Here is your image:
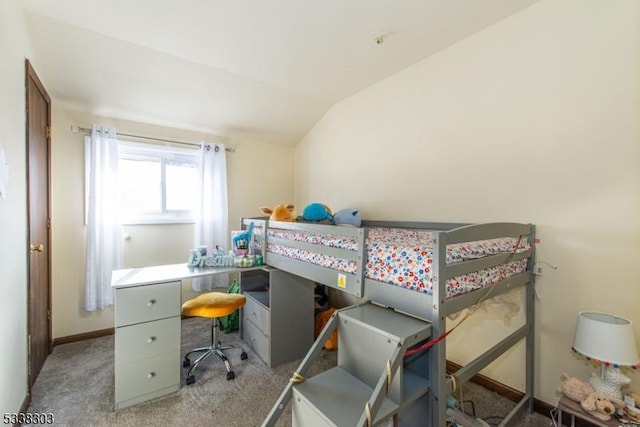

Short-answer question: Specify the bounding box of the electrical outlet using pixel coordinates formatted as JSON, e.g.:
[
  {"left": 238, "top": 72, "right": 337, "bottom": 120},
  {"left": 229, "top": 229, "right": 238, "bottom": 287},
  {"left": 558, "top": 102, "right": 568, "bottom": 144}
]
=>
[{"left": 533, "top": 264, "right": 543, "bottom": 275}]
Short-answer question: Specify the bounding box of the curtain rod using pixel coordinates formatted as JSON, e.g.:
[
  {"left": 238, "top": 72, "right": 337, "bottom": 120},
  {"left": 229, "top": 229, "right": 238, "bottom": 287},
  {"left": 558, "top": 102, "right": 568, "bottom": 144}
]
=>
[{"left": 70, "top": 125, "right": 236, "bottom": 153}]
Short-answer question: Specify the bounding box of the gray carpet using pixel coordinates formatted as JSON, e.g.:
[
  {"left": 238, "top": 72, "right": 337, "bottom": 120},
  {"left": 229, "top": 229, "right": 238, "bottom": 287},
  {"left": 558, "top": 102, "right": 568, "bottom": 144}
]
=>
[{"left": 26, "top": 317, "right": 552, "bottom": 426}]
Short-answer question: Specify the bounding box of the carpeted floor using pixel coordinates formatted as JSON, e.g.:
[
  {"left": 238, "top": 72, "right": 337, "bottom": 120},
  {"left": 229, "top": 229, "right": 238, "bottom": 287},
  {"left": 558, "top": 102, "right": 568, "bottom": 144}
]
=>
[{"left": 26, "top": 317, "right": 553, "bottom": 426}]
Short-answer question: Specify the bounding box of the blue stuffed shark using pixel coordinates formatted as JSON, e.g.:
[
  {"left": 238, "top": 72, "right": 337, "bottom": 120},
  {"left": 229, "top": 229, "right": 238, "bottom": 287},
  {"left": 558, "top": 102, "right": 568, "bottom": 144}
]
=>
[{"left": 334, "top": 209, "right": 361, "bottom": 227}]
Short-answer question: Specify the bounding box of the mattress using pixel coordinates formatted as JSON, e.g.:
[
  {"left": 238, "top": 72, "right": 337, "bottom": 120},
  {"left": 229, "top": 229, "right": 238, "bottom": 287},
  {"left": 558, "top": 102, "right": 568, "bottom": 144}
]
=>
[{"left": 266, "top": 227, "right": 530, "bottom": 298}]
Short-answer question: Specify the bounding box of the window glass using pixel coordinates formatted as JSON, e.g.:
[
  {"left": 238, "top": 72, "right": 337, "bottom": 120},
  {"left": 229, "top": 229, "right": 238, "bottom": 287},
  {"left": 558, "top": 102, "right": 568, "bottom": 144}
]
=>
[
  {"left": 117, "top": 141, "right": 199, "bottom": 224},
  {"left": 119, "top": 158, "right": 162, "bottom": 215},
  {"left": 166, "top": 161, "right": 197, "bottom": 211}
]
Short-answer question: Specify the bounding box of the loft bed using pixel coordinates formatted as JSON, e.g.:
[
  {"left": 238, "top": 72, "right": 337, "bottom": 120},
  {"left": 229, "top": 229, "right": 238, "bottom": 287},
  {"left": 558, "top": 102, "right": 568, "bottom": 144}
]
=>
[{"left": 244, "top": 218, "right": 536, "bottom": 426}]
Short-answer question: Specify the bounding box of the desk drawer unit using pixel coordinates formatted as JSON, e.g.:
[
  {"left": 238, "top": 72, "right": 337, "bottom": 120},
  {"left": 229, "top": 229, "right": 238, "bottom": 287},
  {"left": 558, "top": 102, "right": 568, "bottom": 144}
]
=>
[
  {"left": 242, "top": 316, "right": 271, "bottom": 366},
  {"left": 114, "top": 281, "right": 181, "bottom": 410},
  {"left": 240, "top": 268, "right": 314, "bottom": 368},
  {"left": 243, "top": 293, "right": 270, "bottom": 336}
]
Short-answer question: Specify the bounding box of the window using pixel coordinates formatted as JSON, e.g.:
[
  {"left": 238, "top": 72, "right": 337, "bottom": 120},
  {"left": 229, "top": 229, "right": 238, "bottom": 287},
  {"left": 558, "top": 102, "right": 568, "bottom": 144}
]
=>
[{"left": 117, "top": 141, "right": 199, "bottom": 224}]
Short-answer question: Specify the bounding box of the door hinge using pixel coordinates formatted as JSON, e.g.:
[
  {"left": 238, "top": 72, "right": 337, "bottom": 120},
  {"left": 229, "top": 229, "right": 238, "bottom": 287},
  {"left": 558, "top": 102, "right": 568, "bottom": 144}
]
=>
[
  {"left": 27, "top": 334, "right": 31, "bottom": 381},
  {"left": 47, "top": 217, "right": 51, "bottom": 229},
  {"left": 46, "top": 126, "right": 51, "bottom": 138},
  {"left": 47, "top": 309, "right": 51, "bottom": 321}
]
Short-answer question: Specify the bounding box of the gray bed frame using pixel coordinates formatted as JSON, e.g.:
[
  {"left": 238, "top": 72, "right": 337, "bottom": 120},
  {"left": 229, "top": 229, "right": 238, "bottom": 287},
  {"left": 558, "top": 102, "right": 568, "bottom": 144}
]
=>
[{"left": 244, "top": 218, "right": 536, "bottom": 426}]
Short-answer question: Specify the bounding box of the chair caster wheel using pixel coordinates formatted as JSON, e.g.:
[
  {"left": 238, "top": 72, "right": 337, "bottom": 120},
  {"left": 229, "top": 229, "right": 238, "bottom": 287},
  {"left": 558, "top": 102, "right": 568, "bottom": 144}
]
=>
[
  {"left": 183, "top": 358, "right": 191, "bottom": 368},
  {"left": 240, "top": 351, "right": 248, "bottom": 360},
  {"left": 186, "top": 375, "right": 195, "bottom": 385},
  {"left": 227, "top": 371, "right": 235, "bottom": 380}
]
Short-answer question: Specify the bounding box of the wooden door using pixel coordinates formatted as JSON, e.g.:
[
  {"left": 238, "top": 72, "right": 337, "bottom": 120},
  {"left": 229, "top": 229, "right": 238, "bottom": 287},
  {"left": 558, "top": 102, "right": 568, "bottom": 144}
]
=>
[{"left": 25, "top": 60, "right": 52, "bottom": 390}]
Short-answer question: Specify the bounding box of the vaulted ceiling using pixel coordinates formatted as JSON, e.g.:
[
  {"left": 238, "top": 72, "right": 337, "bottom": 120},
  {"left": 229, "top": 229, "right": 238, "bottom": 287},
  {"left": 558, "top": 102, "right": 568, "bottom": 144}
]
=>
[{"left": 22, "top": 0, "right": 539, "bottom": 145}]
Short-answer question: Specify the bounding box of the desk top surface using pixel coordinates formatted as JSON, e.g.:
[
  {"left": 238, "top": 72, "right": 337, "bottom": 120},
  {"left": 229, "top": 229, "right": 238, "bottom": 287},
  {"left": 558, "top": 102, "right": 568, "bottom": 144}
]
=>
[{"left": 111, "top": 263, "right": 267, "bottom": 288}]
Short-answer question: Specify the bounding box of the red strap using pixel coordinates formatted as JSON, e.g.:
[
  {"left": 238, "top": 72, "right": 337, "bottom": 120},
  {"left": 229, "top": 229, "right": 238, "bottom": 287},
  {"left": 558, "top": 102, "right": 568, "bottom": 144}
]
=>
[{"left": 405, "top": 234, "right": 525, "bottom": 358}]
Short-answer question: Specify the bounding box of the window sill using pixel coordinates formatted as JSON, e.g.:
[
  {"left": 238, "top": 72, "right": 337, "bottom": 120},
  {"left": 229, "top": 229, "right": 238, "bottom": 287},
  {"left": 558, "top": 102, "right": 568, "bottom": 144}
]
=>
[{"left": 120, "top": 218, "right": 195, "bottom": 226}]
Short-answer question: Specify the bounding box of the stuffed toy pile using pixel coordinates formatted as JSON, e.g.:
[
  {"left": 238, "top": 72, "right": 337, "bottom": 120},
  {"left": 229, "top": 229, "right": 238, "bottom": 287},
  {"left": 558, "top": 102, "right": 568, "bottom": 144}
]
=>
[
  {"left": 259, "top": 203, "right": 363, "bottom": 227},
  {"left": 556, "top": 373, "right": 626, "bottom": 421}
]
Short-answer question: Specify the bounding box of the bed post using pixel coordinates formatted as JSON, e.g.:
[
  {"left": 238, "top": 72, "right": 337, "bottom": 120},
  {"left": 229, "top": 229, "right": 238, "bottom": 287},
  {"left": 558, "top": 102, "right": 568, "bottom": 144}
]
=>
[
  {"left": 429, "top": 231, "right": 448, "bottom": 426},
  {"left": 526, "top": 225, "right": 536, "bottom": 412}
]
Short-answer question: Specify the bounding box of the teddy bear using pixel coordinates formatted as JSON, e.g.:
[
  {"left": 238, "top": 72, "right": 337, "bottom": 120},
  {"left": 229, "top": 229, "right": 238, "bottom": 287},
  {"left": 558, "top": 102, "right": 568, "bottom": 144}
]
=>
[
  {"left": 556, "top": 373, "right": 626, "bottom": 421},
  {"left": 260, "top": 204, "right": 295, "bottom": 222},
  {"left": 580, "top": 392, "right": 619, "bottom": 421},
  {"left": 556, "top": 373, "right": 596, "bottom": 403}
]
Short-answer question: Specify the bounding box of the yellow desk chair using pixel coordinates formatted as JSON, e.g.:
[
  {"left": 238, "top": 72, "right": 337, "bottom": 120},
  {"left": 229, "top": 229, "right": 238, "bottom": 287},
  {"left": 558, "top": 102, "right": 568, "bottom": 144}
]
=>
[{"left": 181, "top": 292, "right": 247, "bottom": 384}]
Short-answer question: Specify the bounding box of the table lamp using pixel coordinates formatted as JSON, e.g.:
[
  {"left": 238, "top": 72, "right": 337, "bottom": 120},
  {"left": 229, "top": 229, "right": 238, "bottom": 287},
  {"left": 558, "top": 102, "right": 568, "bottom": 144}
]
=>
[{"left": 572, "top": 311, "right": 640, "bottom": 400}]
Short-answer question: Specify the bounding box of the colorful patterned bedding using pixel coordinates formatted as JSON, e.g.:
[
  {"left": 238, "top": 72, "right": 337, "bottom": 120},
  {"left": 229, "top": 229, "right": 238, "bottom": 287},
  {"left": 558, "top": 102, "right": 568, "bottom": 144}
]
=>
[{"left": 266, "top": 227, "right": 530, "bottom": 298}]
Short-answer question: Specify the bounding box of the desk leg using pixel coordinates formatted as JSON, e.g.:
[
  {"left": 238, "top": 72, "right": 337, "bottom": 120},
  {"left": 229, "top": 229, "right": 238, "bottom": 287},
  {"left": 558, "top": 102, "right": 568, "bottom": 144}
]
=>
[{"left": 557, "top": 407, "right": 561, "bottom": 426}]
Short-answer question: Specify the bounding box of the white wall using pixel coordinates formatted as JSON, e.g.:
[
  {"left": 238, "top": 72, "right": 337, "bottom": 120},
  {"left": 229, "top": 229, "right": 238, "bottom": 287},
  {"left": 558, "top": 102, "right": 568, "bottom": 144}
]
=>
[
  {"left": 295, "top": 0, "right": 640, "bottom": 406},
  {"left": 0, "top": 0, "right": 32, "bottom": 415},
  {"left": 51, "top": 106, "right": 296, "bottom": 338}
]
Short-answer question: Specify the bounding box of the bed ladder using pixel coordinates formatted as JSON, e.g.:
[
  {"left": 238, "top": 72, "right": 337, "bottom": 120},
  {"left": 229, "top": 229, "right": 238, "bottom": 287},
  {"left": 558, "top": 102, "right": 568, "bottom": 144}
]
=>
[{"left": 262, "top": 301, "right": 433, "bottom": 427}]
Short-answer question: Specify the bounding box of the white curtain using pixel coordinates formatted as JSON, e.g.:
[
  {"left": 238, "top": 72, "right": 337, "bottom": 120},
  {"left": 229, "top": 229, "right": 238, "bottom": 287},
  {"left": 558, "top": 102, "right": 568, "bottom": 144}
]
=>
[
  {"left": 192, "top": 143, "right": 229, "bottom": 291},
  {"left": 84, "top": 125, "right": 123, "bottom": 311}
]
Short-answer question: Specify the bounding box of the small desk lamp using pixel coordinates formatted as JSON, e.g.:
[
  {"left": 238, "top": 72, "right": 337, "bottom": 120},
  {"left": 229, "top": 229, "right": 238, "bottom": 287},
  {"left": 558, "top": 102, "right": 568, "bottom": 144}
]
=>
[{"left": 572, "top": 311, "right": 640, "bottom": 400}]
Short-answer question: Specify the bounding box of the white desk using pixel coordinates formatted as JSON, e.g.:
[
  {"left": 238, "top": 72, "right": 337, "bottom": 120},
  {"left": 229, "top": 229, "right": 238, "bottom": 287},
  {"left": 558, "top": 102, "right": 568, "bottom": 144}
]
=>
[
  {"left": 111, "top": 263, "right": 259, "bottom": 289},
  {"left": 111, "top": 264, "right": 263, "bottom": 410},
  {"left": 110, "top": 263, "right": 313, "bottom": 410}
]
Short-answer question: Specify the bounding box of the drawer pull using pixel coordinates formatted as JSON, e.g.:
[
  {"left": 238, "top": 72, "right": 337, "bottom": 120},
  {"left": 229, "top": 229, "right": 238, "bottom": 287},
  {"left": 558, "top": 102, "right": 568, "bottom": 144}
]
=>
[
  {"left": 147, "top": 299, "right": 156, "bottom": 306},
  {"left": 147, "top": 336, "right": 156, "bottom": 343},
  {"left": 147, "top": 372, "right": 156, "bottom": 379}
]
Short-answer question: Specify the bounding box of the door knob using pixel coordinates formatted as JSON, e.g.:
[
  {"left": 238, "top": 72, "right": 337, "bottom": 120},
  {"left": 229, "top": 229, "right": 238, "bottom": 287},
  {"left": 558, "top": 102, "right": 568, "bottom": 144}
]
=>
[{"left": 30, "top": 244, "right": 44, "bottom": 252}]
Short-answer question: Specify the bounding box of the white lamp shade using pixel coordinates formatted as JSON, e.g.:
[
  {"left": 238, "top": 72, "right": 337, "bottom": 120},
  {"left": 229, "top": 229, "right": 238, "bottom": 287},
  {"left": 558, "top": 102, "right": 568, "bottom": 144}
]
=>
[{"left": 573, "top": 311, "right": 640, "bottom": 368}]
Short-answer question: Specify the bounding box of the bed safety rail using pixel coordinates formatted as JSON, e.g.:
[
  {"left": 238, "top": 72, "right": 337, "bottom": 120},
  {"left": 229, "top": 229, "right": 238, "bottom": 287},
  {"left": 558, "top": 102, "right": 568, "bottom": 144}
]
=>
[{"left": 263, "top": 220, "right": 367, "bottom": 298}]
